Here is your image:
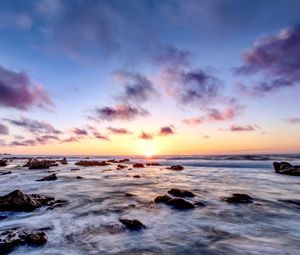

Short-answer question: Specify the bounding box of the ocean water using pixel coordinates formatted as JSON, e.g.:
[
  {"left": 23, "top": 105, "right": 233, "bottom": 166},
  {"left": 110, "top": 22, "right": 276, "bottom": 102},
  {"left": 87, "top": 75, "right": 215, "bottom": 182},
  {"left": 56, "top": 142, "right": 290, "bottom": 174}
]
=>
[{"left": 0, "top": 154, "right": 300, "bottom": 255}]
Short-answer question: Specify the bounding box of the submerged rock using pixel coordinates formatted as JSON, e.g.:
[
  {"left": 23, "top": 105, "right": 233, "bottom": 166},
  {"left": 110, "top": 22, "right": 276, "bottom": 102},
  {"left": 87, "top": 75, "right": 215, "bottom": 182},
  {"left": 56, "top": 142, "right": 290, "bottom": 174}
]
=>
[
  {"left": 0, "top": 190, "right": 54, "bottom": 212},
  {"left": 118, "top": 159, "right": 130, "bottom": 163},
  {"left": 133, "top": 163, "right": 144, "bottom": 168},
  {"left": 119, "top": 218, "right": 145, "bottom": 231},
  {"left": 36, "top": 173, "right": 57, "bottom": 182},
  {"left": 76, "top": 176, "right": 83, "bottom": 179},
  {"left": 25, "top": 159, "right": 50, "bottom": 169},
  {"left": 154, "top": 195, "right": 172, "bottom": 203},
  {"left": 61, "top": 157, "right": 68, "bottom": 165},
  {"left": 146, "top": 162, "right": 161, "bottom": 166},
  {"left": 0, "top": 229, "right": 47, "bottom": 255},
  {"left": 0, "top": 160, "right": 7, "bottom": 167},
  {"left": 0, "top": 171, "right": 12, "bottom": 176},
  {"left": 273, "top": 162, "right": 300, "bottom": 176},
  {"left": 166, "top": 198, "right": 195, "bottom": 209},
  {"left": 117, "top": 164, "right": 127, "bottom": 169},
  {"left": 168, "top": 188, "right": 195, "bottom": 198},
  {"left": 223, "top": 193, "right": 253, "bottom": 204},
  {"left": 75, "top": 160, "right": 110, "bottom": 167},
  {"left": 166, "top": 165, "right": 184, "bottom": 171},
  {"left": 133, "top": 175, "right": 141, "bottom": 178}
]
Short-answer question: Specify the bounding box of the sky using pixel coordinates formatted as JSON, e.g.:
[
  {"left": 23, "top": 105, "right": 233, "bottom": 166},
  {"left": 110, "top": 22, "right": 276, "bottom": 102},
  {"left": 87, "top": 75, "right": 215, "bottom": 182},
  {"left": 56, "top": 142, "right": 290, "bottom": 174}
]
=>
[{"left": 0, "top": 0, "right": 300, "bottom": 156}]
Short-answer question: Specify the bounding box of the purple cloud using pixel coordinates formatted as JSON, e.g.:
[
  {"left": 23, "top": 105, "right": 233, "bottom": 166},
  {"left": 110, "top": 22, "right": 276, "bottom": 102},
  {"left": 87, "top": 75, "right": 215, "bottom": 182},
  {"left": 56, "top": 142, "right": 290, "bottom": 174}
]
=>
[
  {"left": 0, "top": 123, "right": 9, "bottom": 135},
  {"left": 159, "top": 126, "right": 174, "bottom": 136},
  {"left": 71, "top": 128, "right": 88, "bottom": 136},
  {"left": 182, "top": 117, "right": 203, "bottom": 126},
  {"left": 284, "top": 118, "right": 300, "bottom": 124},
  {"left": 113, "top": 69, "right": 157, "bottom": 103},
  {"left": 235, "top": 25, "right": 300, "bottom": 95},
  {"left": 93, "top": 131, "right": 110, "bottom": 141},
  {"left": 90, "top": 103, "right": 149, "bottom": 121},
  {"left": 229, "top": 124, "right": 259, "bottom": 132},
  {"left": 4, "top": 117, "right": 61, "bottom": 134},
  {"left": 138, "top": 132, "right": 153, "bottom": 140},
  {"left": 107, "top": 127, "right": 132, "bottom": 135},
  {"left": 0, "top": 65, "right": 54, "bottom": 110}
]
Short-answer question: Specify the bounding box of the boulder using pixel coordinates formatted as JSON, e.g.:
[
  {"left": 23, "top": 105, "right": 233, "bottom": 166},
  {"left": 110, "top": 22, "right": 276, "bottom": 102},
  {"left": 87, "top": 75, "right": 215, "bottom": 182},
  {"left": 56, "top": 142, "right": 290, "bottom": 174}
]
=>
[
  {"left": 167, "top": 165, "right": 184, "bottom": 171},
  {"left": 168, "top": 188, "right": 195, "bottom": 198},
  {"left": 146, "top": 162, "right": 161, "bottom": 166},
  {"left": 133, "top": 175, "right": 141, "bottom": 178},
  {"left": 0, "top": 190, "right": 54, "bottom": 212},
  {"left": 223, "top": 193, "right": 253, "bottom": 204},
  {"left": 166, "top": 198, "right": 195, "bottom": 209},
  {"left": 26, "top": 159, "right": 51, "bottom": 169},
  {"left": 118, "top": 159, "right": 130, "bottom": 163},
  {"left": 117, "top": 164, "right": 127, "bottom": 169},
  {"left": 154, "top": 195, "right": 172, "bottom": 203},
  {"left": 76, "top": 176, "right": 83, "bottom": 179},
  {"left": 61, "top": 157, "right": 68, "bottom": 165},
  {"left": 0, "top": 171, "right": 12, "bottom": 176},
  {"left": 75, "top": 160, "right": 110, "bottom": 167},
  {"left": 0, "top": 229, "right": 47, "bottom": 255},
  {"left": 0, "top": 160, "right": 7, "bottom": 167},
  {"left": 273, "top": 162, "right": 300, "bottom": 176},
  {"left": 36, "top": 173, "right": 57, "bottom": 182},
  {"left": 133, "top": 163, "right": 144, "bottom": 168},
  {"left": 119, "top": 218, "right": 145, "bottom": 231}
]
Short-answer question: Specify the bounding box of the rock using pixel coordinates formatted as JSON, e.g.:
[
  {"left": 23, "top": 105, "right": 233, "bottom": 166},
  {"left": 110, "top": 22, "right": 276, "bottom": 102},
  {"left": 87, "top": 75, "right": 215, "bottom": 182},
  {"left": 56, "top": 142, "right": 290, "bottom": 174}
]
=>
[
  {"left": 278, "top": 199, "right": 300, "bottom": 207},
  {"left": 76, "top": 176, "right": 83, "bottom": 179},
  {"left": 0, "top": 190, "right": 54, "bottom": 212},
  {"left": 168, "top": 188, "right": 195, "bottom": 198},
  {"left": 71, "top": 168, "right": 80, "bottom": 171},
  {"left": 36, "top": 173, "right": 57, "bottom": 182},
  {"left": 146, "top": 162, "right": 161, "bottom": 166},
  {"left": 194, "top": 201, "right": 206, "bottom": 207},
  {"left": 61, "top": 157, "right": 68, "bottom": 164},
  {"left": 166, "top": 198, "right": 195, "bottom": 209},
  {"left": 119, "top": 218, "right": 145, "bottom": 231},
  {"left": 0, "top": 160, "right": 7, "bottom": 167},
  {"left": 50, "top": 163, "right": 59, "bottom": 167},
  {"left": 167, "top": 165, "right": 184, "bottom": 171},
  {"left": 273, "top": 162, "right": 300, "bottom": 176},
  {"left": 154, "top": 195, "right": 172, "bottom": 203},
  {"left": 223, "top": 193, "right": 253, "bottom": 204},
  {"left": 26, "top": 159, "right": 50, "bottom": 169},
  {"left": 0, "top": 229, "right": 47, "bottom": 255},
  {"left": 133, "top": 163, "right": 144, "bottom": 168},
  {"left": 133, "top": 175, "right": 141, "bottom": 178},
  {"left": 0, "top": 171, "right": 12, "bottom": 176},
  {"left": 124, "top": 193, "right": 135, "bottom": 197},
  {"left": 117, "top": 164, "right": 127, "bottom": 169},
  {"left": 75, "top": 160, "right": 110, "bottom": 167},
  {"left": 118, "top": 159, "right": 130, "bottom": 163}
]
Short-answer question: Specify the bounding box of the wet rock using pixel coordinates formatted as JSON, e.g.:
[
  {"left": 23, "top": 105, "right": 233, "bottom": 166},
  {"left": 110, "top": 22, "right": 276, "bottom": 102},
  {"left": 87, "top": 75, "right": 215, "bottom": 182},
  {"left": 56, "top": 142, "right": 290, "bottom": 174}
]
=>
[
  {"left": 133, "top": 163, "right": 144, "bottom": 168},
  {"left": 124, "top": 193, "right": 135, "bottom": 197},
  {"left": 166, "top": 165, "right": 184, "bottom": 171},
  {"left": 46, "top": 199, "right": 67, "bottom": 210},
  {"left": 154, "top": 195, "right": 172, "bottom": 203},
  {"left": 117, "top": 164, "right": 127, "bottom": 169},
  {"left": 25, "top": 159, "right": 51, "bottom": 169},
  {"left": 107, "top": 159, "right": 116, "bottom": 163},
  {"left": 0, "top": 229, "right": 47, "bottom": 255},
  {"left": 71, "top": 168, "right": 80, "bottom": 171},
  {"left": 194, "top": 201, "right": 206, "bottom": 207},
  {"left": 166, "top": 198, "right": 195, "bottom": 209},
  {"left": 75, "top": 160, "right": 110, "bottom": 167},
  {"left": 278, "top": 199, "right": 300, "bottom": 207},
  {"left": 0, "top": 190, "right": 54, "bottom": 212},
  {"left": 223, "top": 193, "right": 253, "bottom": 204},
  {"left": 36, "top": 173, "right": 57, "bottom": 182},
  {"left": 0, "top": 160, "right": 7, "bottom": 167},
  {"left": 0, "top": 171, "right": 12, "bottom": 176},
  {"left": 119, "top": 218, "right": 146, "bottom": 231},
  {"left": 146, "top": 162, "right": 161, "bottom": 166},
  {"left": 50, "top": 163, "right": 59, "bottom": 167},
  {"left": 118, "top": 159, "right": 130, "bottom": 163},
  {"left": 61, "top": 157, "right": 68, "bottom": 164},
  {"left": 273, "top": 162, "right": 300, "bottom": 176},
  {"left": 76, "top": 176, "right": 83, "bottom": 179},
  {"left": 133, "top": 175, "right": 141, "bottom": 178},
  {"left": 168, "top": 188, "right": 195, "bottom": 198}
]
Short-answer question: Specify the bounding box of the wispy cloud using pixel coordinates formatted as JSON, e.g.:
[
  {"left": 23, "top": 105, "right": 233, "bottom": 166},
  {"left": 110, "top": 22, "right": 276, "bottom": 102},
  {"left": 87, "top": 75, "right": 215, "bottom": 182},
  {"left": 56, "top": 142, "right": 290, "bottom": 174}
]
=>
[
  {"left": 283, "top": 117, "right": 300, "bottom": 124},
  {"left": 0, "top": 123, "right": 9, "bottom": 135},
  {"left": 229, "top": 124, "right": 260, "bottom": 132},
  {"left": 107, "top": 126, "right": 132, "bottom": 135},
  {"left": 138, "top": 132, "right": 153, "bottom": 140}
]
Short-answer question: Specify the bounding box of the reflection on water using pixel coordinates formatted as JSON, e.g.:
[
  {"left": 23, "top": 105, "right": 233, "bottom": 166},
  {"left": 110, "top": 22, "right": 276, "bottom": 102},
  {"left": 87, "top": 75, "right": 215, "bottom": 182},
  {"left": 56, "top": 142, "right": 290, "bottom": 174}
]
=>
[{"left": 0, "top": 155, "right": 300, "bottom": 254}]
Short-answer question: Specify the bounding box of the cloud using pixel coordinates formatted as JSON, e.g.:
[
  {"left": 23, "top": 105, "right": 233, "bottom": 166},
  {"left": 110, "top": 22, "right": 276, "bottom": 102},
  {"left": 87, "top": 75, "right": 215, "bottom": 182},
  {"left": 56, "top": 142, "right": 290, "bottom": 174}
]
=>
[
  {"left": 113, "top": 70, "right": 157, "bottom": 103},
  {"left": 0, "top": 123, "right": 9, "bottom": 135},
  {"left": 229, "top": 124, "right": 260, "bottom": 132},
  {"left": 62, "top": 136, "right": 79, "bottom": 143},
  {"left": 4, "top": 117, "right": 61, "bottom": 134},
  {"left": 138, "top": 132, "right": 153, "bottom": 140},
  {"left": 283, "top": 118, "right": 300, "bottom": 124},
  {"left": 159, "top": 126, "right": 174, "bottom": 136},
  {"left": 182, "top": 117, "right": 204, "bottom": 126},
  {"left": 0, "top": 65, "right": 54, "bottom": 110},
  {"left": 89, "top": 103, "right": 149, "bottom": 121},
  {"left": 71, "top": 128, "right": 88, "bottom": 136},
  {"left": 107, "top": 126, "right": 132, "bottom": 135},
  {"left": 93, "top": 131, "right": 110, "bottom": 141},
  {"left": 235, "top": 24, "right": 300, "bottom": 95}
]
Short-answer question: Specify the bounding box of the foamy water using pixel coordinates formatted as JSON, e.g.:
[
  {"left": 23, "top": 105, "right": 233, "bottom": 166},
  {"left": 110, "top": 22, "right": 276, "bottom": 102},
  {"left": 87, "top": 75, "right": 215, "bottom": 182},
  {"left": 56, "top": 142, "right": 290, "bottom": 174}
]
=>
[{"left": 0, "top": 155, "right": 300, "bottom": 255}]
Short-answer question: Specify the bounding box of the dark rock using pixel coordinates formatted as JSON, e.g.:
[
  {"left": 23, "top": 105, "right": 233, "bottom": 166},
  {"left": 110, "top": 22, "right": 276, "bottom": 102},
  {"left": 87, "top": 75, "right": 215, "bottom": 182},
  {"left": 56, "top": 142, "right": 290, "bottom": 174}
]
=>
[
  {"left": 166, "top": 198, "right": 195, "bottom": 209},
  {"left": 119, "top": 218, "right": 145, "bottom": 231},
  {"left": 146, "top": 162, "right": 161, "bottom": 166},
  {"left": 273, "top": 162, "right": 300, "bottom": 176},
  {"left": 118, "top": 159, "right": 130, "bottom": 163},
  {"left": 278, "top": 199, "right": 300, "bottom": 207},
  {"left": 36, "top": 173, "right": 57, "bottom": 182},
  {"left": 223, "top": 193, "right": 253, "bottom": 204},
  {"left": 76, "top": 176, "right": 83, "bottom": 179},
  {"left": 133, "top": 175, "right": 141, "bottom": 178},
  {"left": 0, "top": 229, "right": 47, "bottom": 255},
  {"left": 50, "top": 163, "right": 59, "bottom": 167},
  {"left": 117, "top": 164, "right": 127, "bottom": 169},
  {"left": 61, "top": 157, "right": 68, "bottom": 164},
  {"left": 167, "top": 165, "right": 184, "bottom": 171},
  {"left": 25, "top": 159, "right": 50, "bottom": 169},
  {"left": 0, "top": 160, "right": 7, "bottom": 167},
  {"left": 133, "top": 163, "right": 144, "bottom": 168},
  {"left": 125, "top": 193, "right": 135, "bottom": 197},
  {"left": 194, "top": 201, "right": 206, "bottom": 207},
  {"left": 0, "top": 190, "right": 54, "bottom": 212},
  {"left": 71, "top": 168, "right": 80, "bottom": 171},
  {"left": 154, "top": 195, "right": 172, "bottom": 203},
  {"left": 0, "top": 171, "right": 12, "bottom": 176},
  {"left": 168, "top": 188, "right": 195, "bottom": 198},
  {"left": 75, "top": 160, "right": 110, "bottom": 167}
]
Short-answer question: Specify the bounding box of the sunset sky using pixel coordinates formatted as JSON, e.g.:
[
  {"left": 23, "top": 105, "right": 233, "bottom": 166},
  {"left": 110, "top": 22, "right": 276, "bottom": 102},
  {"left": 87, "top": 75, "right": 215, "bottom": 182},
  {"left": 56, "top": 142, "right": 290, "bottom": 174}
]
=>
[{"left": 0, "top": 0, "right": 300, "bottom": 155}]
